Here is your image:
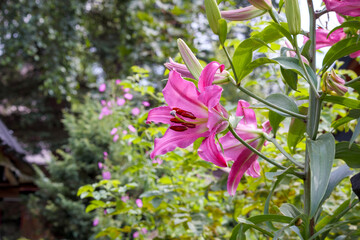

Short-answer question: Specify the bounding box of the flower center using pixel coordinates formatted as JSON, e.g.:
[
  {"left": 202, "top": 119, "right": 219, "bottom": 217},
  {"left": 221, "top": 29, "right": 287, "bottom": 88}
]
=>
[{"left": 169, "top": 108, "right": 197, "bottom": 132}]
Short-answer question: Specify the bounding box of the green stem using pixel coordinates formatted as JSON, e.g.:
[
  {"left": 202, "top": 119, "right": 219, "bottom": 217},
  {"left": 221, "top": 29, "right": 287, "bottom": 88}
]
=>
[
  {"left": 228, "top": 125, "right": 304, "bottom": 179},
  {"left": 221, "top": 45, "right": 307, "bottom": 120},
  {"left": 345, "top": 76, "right": 360, "bottom": 86},
  {"left": 293, "top": 37, "right": 320, "bottom": 98},
  {"left": 264, "top": 135, "right": 304, "bottom": 169}
]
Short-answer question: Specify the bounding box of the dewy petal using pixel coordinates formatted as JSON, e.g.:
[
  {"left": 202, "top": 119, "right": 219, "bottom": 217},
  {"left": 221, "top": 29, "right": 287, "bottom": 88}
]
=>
[
  {"left": 198, "top": 126, "right": 227, "bottom": 167},
  {"left": 150, "top": 126, "right": 208, "bottom": 159},
  {"left": 227, "top": 148, "right": 259, "bottom": 195},
  {"left": 236, "top": 100, "right": 257, "bottom": 127},
  {"left": 246, "top": 160, "right": 261, "bottom": 178},
  {"left": 147, "top": 106, "right": 173, "bottom": 125},
  {"left": 163, "top": 70, "right": 208, "bottom": 118},
  {"left": 198, "top": 61, "right": 225, "bottom": 92}
]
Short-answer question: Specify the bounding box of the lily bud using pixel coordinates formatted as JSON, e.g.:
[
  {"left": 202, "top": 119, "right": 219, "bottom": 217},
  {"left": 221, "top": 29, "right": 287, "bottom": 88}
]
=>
[
  {"left": 322, "top": 70, "right": 348, "bottom": 96},
  {"left": 285, "top": 0, "right": 301, "bottom": 35},
  {"left": 221, "top": 6, "right": 265, "bottom": 21},
  {"left": 177, "top": 39, "right": 203, "bottom": 80},
  {"left": 205, "top": 0, "right": 222, "bottom": 35},
  {"left": 248, "top": 0, "right": 272, "bottom": 11}
]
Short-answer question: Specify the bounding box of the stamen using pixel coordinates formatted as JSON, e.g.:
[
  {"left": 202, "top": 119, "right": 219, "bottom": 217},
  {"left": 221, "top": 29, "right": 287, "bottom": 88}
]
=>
[
  {"left": 170, "top": 117, "right": 183, "bottom": 123},
  {"left": 173, "top": 107, "right": 196, "bottom": 119},
  {"left": 170, "top": 126, "right": 188, "bottom": 132},
  {"left": 181, "top": 123, "right": 196, "bottom": 128}
]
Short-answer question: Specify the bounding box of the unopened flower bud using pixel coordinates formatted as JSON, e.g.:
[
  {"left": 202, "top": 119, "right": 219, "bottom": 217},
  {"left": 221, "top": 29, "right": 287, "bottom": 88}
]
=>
[
  {"left": 221, "top": 6, "right": 265, "bottom": 21},
  {"left": 177, "top": 39, "right": 203, "bottom": 80},
  {"left": 248, "top": 0, "right": 272, "bottom": 11},
  {"left": 205, "top": 0, "right": 222, "bottom": 35},
  {"left": 285, "top": 0, "right": 301, "bottom": 35},
  {"left": 322, "top": 70, "right": 348, "bottom": 96}
]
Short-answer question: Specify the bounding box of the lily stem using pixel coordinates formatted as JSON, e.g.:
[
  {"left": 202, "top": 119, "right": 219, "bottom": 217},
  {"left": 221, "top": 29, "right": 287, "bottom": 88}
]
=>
[
  {"left": 228, "top": 125, "right": 305, "bottom": 179},
  {"left": 345, "top": 76, "right": 360, "bottom": 86},
  {"left": 264, "top": 135, "right": 304, "bottom": 169}
]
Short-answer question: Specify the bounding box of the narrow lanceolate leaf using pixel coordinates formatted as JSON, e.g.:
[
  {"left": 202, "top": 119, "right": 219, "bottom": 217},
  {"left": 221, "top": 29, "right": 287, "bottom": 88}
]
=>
[
  {"left": 349, "top": 118, "right": 360, "bottom": 147},
  {"left": 265, "top": 93, "right": 299, "bottom": 117},
  {"left": 322, "top": 37, "right": 360, "bottom": 72},
  {"left": 335, "top": 142, "right": 360, "bottom": 168},
  {"left": 324, "top": 95, "right": 360, "bottom": 109},
  {"left": 331, "top": 109, "right": 360, "bottom": 129},
  {"left": 308, "top": 133, "right": 335, "bottom": 217}
]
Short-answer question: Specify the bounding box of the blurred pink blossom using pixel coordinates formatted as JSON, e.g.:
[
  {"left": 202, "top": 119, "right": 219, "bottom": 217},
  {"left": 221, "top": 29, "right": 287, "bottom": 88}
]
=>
[
  {"left": 124, "top": 93, "right": 133, "bottom": 100},
  {"left": 136, "top": 199, "right": 143, "bottom": 208},
  {"left": 104, "top": 209, "right": 107, "bottom": 215},
  {"left": 113, "top": 134, "right": 119, "bottom": 142},
  {"left": 133, "top": 232, "right": 139, "bottom": 238},
  {"left": 124, "top": 88, "right": 130, "bottom": 93},
  {"left": 131, "top": 107, "right": 140, "bottom": 116},
  {"left": 110, "top": 128, "right": 118, "bottom": 135},
  {"left": 99, "top": 83, "right": 106, "bottom": 92},
  {"left": 128, "top": 125, "right": 136, "bottom": 133},
  {"left": 102, "top": 171, "right": 111, "bottom": 180},
  {"left": 103, "top": 152, "right": 108, "bottom": 157},
  {"left": 141, "top": 228, "right": 148, "bottom": 234},
  {"left": 122, "top": 130, "right": 128, "bottom": 135},
  {"left": 99, "top": 107, "right": 112, "bottom": 119},
  {"left": 121, "top": 195, "right": 129, "bottom": 202},
  {"left": 142, "top": 101, "right": 150, "bottom": 107},
  {"left": 98, "top": 162, "right": 103, "bottom": 169},
  {"left": 152, "top": 158, "right": 163, "bottom": 165},
  {"left": 115, "top": 79, "right": 121, "bottom": 84},
  {"left": 107, "top": 101, "right": 112, "bottom": 107},
  {"left": 93, "top": 218, "right": 99, "bottom": 226},
  {"left": 117, "top": 98, "right": 125, "bottom": 106},
  {"left": 101, "top": 100, "right": 106, "bottom": 106}
]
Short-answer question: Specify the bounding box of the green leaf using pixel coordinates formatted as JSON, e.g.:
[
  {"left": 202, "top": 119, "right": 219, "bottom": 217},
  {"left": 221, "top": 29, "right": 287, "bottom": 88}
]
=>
[
  {"left": 268, "top": 22, "right": 292, "bottom": 43},
  {"left": 301, "top": 39, "right": 311, "bottom": 61},
  {"left": 308, "top": 133, "right": 335, "bottom": 217},
  {"left": 280, "top": 67, "right": 298, "bottom": 90},
  {"left": 218, "top": 19, "right": 227, "bottom": 45},
  {"left": 279, "top": 203, "right": 301, "bottom": 218},
  {"left": 321, "top": 165, "right": 353, "bottom": 204},
  {"left": 239, "top": 57, "right": 277, "bottom": 80},
  {"left": 272, "top": 57, "right": 317, "bottom": 86},
  {"left": 322, "top": 37, "right": 360, "bottom": 72},
  {"left": 287, "top": 107, "right": 307, "bottom": 153},
  {"left": 247, "top": 214, "right": 293, "bottom": 224},
  {"left": 349, "top": 117, "right": 360, "bottom": 147},
  {"left": 324, "top": 95, "right": 360, "bottom": 109},
  {"left": 335, "top": 141, "right": 360, "bottom": 168},
  {"left": 265, "top": 93, "right": 299, "bottom": 117},
  {"left": 269, "top": 110, "right": 285, "bottom": 136},
  {"left": 328, "top": 21, "right": 360, "bottom": 37}
]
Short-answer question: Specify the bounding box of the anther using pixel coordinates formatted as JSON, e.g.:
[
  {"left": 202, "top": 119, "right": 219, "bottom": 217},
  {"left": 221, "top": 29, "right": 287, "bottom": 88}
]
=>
[
  {"left": 170, "top": 118, "right": 183, "bottom": 123},
  {"left": 181, "top": 123, "right": 196, "bottom": 128},
  {"left": 172, "top": 108, "right": 196, "bottom": 119},
  {"left": 170, "top": 126, "right": 188, "bottom": 132}
]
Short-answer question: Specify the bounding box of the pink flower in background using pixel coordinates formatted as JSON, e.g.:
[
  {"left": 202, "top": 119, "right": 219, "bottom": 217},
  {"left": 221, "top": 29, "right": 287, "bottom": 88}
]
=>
[
  {"left": 93, "top": 218, "right": 99, "bottom": 226},
  {"left": 141, "top": 228, "right": 148, "bottom": 234},
  {"left": 107, "top": 101, "right": 112, "bottom": 107},
  {"left": 124, "top": 93, "right": 133, "bottom": 100},
  {"left": 304, "top": 28, "right": 360, "bottom": 58},
  {"left": 117, "top": 98, "right": 125, "bottom": 106},
  {"left": 218, "top": 100, "right": 271, "bottom": 195},
  {"left": 142, "top": 101, "right": 150, "bottom": 107},
  {"left": 113, "top": 134, "right": 119, "bottom": 142},
  {"left": 121, "top": 195, "right": 129, "bottom": 202},
  {"left": 124, "top": 88, "right": 130, "bottom": 93},
  {"left": 99, "top": 83, "right": 106, "bottom": 92},
  {"left": 115, "top": 79, "right": 121, "bottom": 84},
  {"left": 128, "top": 125, "right": 136, "bottom": 133},
  {"left": 136, "top": 199, "right": 143, "bottom": 208},
  {"left": 104, "top": 209, "right": 108, "bottom": 215},
  {"left": 147, "top": 62, "right": 229, "bottom": 168},
  {"left": 152, "top": 158, "right": 163, "bottom": 165},
  {"left": 102, "top": 171, "right": 111, "bottom": 180},
  {"left": 131, "top": 107, "right": 140, "bottom": 116},
  {"left": 101, "top": 100, "right": 106, "bottom": 106},
  {"left": 323, "top": 0, "right": 360, "bottom": 17},
  {"left": 103, "top": 152, "right": 108, "bottom": 157},
  {"left": 98, "top": 162, "right": 103, "bottom": 169},
  {"left": 133, "top": 232, "right": 140, "bottom": 238},
  {"left": 110, "top": 128, "right": 118, "bottom": 135},
  {"left": 99, "top": 106, "right": 112, "bottom": 119},
  {"left": 122, "top": 130, "right": 128, "bottom": 135}
]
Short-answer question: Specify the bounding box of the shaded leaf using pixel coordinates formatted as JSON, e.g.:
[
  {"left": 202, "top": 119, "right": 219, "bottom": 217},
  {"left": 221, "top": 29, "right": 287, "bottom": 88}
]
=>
[
  {"left": 265, "top": 93, "right": 299, "bottom": 117},
  {"left": 335, "top": 142, "right": 360, "bottom": 168}
]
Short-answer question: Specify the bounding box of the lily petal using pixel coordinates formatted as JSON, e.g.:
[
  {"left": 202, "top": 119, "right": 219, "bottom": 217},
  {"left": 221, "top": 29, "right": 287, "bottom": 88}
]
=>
[
  {"left": 147, "top": 106, "right": 173, "bottom": 124},
  {"left": 198, "top": 61, "right": 225, "bottom": 92},
  {"left": 246, "top": 160, "right": 261, "bottom": 178},
  {"left": 236, "top": 100, "right": 257, "bottom": 127},
  {"left": 227, "top": 148, "right": 259, "bottom": 195},
  {"left": 198, "top": 127, "right": 227, "bottom": 167},
  {"left": 163, "top": 70, "right": 208, "bottom": 118},
  {"left": 150, "top": 126, "right": 208, "bottom": 159}
]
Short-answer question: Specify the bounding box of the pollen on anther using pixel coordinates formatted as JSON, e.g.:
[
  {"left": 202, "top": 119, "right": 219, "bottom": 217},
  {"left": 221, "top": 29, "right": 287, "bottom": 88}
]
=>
[{"left": 170, "top": 126, "right": 187, "bottom": 132}]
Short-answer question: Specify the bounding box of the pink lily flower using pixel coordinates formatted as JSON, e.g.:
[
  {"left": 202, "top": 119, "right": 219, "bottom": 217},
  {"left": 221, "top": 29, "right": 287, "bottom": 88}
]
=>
[
  {"left": 147, "top": 62, "right": 229, "bottom": 167},
  {"left": 218, "top": 100, "right": 271, "bottom": 195},
  {"left": 323, "top": 0, "right": 360, "bottom": 17},
  {"left": 304, "top": 28, "right": 360, "bottom": 58}
]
